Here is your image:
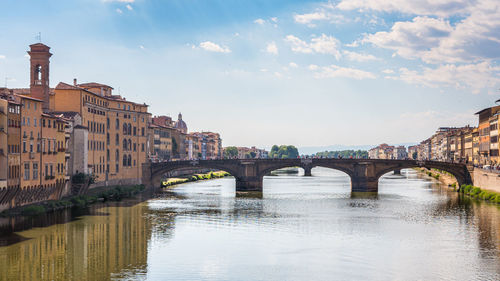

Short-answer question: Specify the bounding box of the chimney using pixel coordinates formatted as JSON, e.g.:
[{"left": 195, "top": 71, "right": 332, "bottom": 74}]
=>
[{"left": 73, "top": 78, "right": 77, "bottom": 86}]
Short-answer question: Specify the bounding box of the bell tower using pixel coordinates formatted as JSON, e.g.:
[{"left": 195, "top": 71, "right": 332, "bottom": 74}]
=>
[{"left": 28, "top": 43, "right": 52, "bottom": 110}]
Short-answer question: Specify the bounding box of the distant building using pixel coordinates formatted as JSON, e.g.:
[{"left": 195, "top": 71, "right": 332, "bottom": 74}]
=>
[
  {"left": 393, "top": 146, "right": 407, "bottom": 160},
  {"left": 368, "top": 144, "right": 395, "bottom": 159}
]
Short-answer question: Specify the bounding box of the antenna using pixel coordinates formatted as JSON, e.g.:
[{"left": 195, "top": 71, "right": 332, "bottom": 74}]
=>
[{"left": 35, "top": 32, "right": 41, "bottom": 43}]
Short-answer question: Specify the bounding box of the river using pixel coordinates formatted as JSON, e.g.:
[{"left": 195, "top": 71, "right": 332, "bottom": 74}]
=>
[{"left": 0, "top": 167, "right": 499, "bottom": 280}]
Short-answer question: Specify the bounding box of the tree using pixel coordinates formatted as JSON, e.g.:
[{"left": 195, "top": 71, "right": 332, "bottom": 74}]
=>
[
  {"left": 269, "top": 145, "right": 299, "bottom": 159},
  {"left": 245, "top": 151, "right": 257, "bottom": 159},
  {"left": 224, "top": 146, "right": 238, "bottom": 158}
]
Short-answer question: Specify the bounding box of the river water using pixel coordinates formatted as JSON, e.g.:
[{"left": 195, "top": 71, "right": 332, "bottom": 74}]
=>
[{"left": 0, "top": 167, "right": 499, "bottom": 280}]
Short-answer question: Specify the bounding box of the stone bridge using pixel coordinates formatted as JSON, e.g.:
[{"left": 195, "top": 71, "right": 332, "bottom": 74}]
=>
[{"left": 142, "top": 159, "right": 473, "bottom": 193}]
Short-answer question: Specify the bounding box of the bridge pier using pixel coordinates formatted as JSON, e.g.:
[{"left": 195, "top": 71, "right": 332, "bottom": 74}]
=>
[
  {"left": 235, "top": 177, "right": 263, "bottom": 192},
  {"left": 351, "top": 162, "right": 378, "bottom": 192},
  {"left": 303, "top": 167, "right": 312, "bottom": 177},
  {"left": 351, "top": 178, "right": 378, "bottom": 192}
]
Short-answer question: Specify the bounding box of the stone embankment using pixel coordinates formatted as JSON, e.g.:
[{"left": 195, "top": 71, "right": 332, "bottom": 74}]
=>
[{"left": 415, "top": 168, "right": 500, "bottom": 205}]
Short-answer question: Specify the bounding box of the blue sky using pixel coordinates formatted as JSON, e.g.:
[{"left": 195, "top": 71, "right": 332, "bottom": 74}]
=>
[{"left": 0, "top": 0, "right": 499, "bottom": 148}]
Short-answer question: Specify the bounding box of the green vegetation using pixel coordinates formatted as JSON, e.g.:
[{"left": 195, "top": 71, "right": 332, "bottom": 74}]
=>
[
  {"left": 72, "top": 172, "right": 97, "bottom": 184},
  {"left": 314, "top": 150, "right": 368, "bottom": 159},
  {"left": 161, "top": 171, "right": 230, "bottom": 187},
  {"left": 269, "top": 145, "right": 299, "bottom": 159},
  {"left": 224, "top": 146, "right": 238, "bottom": 158},
  {"left": 21, "top": 205, "right": 46, "bottom": 216},
  {"left": 460, "top": 185, "right": 500, "bottom": 204},
  {"left": 245, "top": 151, "right": 257, "bottom": 159},
  {"left": 1, "top": 185, "right": 146, "bottom": 217}
]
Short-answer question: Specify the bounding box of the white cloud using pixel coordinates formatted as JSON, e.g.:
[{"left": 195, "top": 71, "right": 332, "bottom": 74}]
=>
[
  {"left": 289, "top": 62, "right": 298, "bottom": 68},
  {"left": 126, "top": 4, "right": 133, "bottom": 10},
  {"left": 285, "top": 34, "right": 342, "bottom": 59},
  {"left": 294, "top": 12, "right": 329, "bottom": 25},
  {"left": 0, "top": 55, "right": 5, "bottom": 59},
  {"left": 270, "top": 17, "right": 278, "bottom": 23},
  {"left": 266, "top": 42, "right": 278, "bottom": 55},
  {"left": 274, "top": 72, "right": 283, "bottom": 78},
  {"left": 254, "top": 18, "right": 265, "bottom": 25},
  {"left": 361, "top": 1, "right": 500, "bottom": 64},
  {"left": 394, "top": 62, "right": 500, "bottom": 94},
  {"left": 336, "top": 0, "right": 472, "bottom": 18},
  {"left": 116, "top": 8, "right": 123, "bottom": 14},
  {"left": 343, "top": 50, "right": 378, "bottom": 61},
  {"left": 363, "top": 16, "right": 453, "bottom": 61},
  {"left": 139, "top": 45, "right": 145, "bottom": 50},
  {"left": 308, "top": 64, "right": 319, "bottom": 70},
  {"left": 199, "top": 41, "right": 231, "bottom": 53},
  {"left": 382, "top": 69, "right": 394, "bottom": 74},
  {"left": 311, "top": 65, "right": 376, "bottom": 79}
]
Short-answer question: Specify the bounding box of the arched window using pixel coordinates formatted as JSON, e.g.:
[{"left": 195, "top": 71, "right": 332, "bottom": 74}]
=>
[
  {"left": 106, "top": 133, "right": 110, "bottom": 145},
  {"left": 115, "top": 149, "right": 119, "bottom": 161},
  {"left": 116, "top": 134, "right": 119, "bottom": 145},
  {"left": 116, "top": 118, "right": 119, "bottom": 130},
  {"left": 123, "top": 123, "right": 127, "bottom": 135},
  {"left": 123, "top": 155, "right": 127, "bottom": 166},
  {"left": 127, "top": 155, "right": 132, "bottom": 166},
  {"left": 128, "top": 139, "right": 132, "bottom": 150},
  {"left": 34, "top": 64, "right": 42, "bottom": 81},
  {"left": 127, "top": 124, "right": 132, "bottom": 135},
  {"left": 123, "top": 139, "right": 127, "bottom": 151}
]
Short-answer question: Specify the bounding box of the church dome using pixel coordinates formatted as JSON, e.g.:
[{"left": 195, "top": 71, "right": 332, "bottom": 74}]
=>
[{"left": 174, "top": 113, "right": 187, "bottom": 133}]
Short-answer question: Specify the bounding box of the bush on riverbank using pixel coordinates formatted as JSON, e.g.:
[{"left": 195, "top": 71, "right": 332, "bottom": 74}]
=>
[
  {"left": 1, "top": 185, "right": 146, "bottom": 217},
  {"left": 161, "top": 171, "right": 230, "bottom": 188},
  {"left": 460, "top": 184, "right": 500, "bottom": 204},
  {"left": 21, "top": 205, "right": 46, "bottom": 216}
]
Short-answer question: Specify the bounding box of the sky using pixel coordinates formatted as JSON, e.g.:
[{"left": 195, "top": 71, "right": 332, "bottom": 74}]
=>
[{"left": 0, "top": 0, "right": 499, "bottom": 149}]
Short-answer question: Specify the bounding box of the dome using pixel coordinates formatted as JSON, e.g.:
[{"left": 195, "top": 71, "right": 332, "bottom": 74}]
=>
[{"left": 174, "top": 113, "right": 188, "bottom": 133}]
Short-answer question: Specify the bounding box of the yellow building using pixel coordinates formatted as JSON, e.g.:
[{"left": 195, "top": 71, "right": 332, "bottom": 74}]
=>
[
  {"left": 51, "top": 81, "right": 150, "bottom": 185},
  {"left": 0, "top": 98, "right": 7, "bottom": 189}
]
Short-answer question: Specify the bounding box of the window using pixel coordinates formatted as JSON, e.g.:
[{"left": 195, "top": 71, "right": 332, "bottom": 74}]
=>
[
  {"left": 24, "top": 163, "right": 30, "bottom": 180},
  {"left": 116, "top": 118, "right": 119, "bottom": 130},
  {"left": 141, "top": 127, "right": 145, "bottom": 136},
  {"left": 33, "top": 162, "right": 38, "bottom": 179},
  {"left": 116, "top": 134, "right": 119, "bottom": 145},
  {"left": 123, "top": 123, "right": 127, "bottom": 135},
  {"left": 107, "top": 149, "right": 110, "bottom": 161},
  {"left": 107, "top": 133, "right": 110, "bottom": 145},
  {"left": 127, "top": 124, "right": 131, "bottom": 135},
  {"left": 123, "top": 139, "right": 128, "bottom": 151},
  {"left": 142, "top": 143, "right": 145, "bottom": 152},
  {"left": 34, "top": 118, "right": 37, "bottom": 127},
  {"left": 123, "top": 154, "right": 127, "bottom": 166},
  {"left": 133, "top": 143, "right": 136, "bottom": 151},
  {"left": 27, "top": 117, "right": 30, "bottom": 127},
  {"left": 107, "top": 118, "right": 110, "bottom": 129},
  {"left": 29, "top": 140, "right": 33, "bottom": 153},
  {"left": 128, "top": 155, "right": 132, "bottom": 166}
]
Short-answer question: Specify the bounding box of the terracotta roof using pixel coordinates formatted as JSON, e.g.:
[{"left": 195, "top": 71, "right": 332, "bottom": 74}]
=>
[
  {"left": 11, "top": 88, "right": 30, "bottom": 95},
  {"left": 14, "top": 94, "right": 43, "bottom": 102},
  {"left": 77, "top": 82, "right": 114, "bottom": 90},
  {"left": 55, "top": 82, "right": 81, "bottom": 90},
  {"left": 50, "top": 111, "right": 80, "bottom": 118}
]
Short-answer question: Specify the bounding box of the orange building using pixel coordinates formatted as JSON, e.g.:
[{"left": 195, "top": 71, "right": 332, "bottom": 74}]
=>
[{"left": 51, "top": 80, "right": 150, "bottom": 185}]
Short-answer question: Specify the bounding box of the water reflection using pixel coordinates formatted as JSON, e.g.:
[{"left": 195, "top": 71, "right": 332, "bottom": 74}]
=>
[{"left": 0, "top": 168, "right": 498, "bottom": 280}]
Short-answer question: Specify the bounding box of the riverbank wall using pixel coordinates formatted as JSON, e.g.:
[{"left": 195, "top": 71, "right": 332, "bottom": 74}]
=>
[{"left": 472, "top": 169, "right": 500, "bottom": 193}]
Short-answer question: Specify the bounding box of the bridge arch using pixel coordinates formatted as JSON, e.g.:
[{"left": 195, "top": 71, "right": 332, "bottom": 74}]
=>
[
  {"left": 148, "top": 162, "right": 239, "bottom": 189},
  {"left": 373, "top": 160, "right": 470, "bottom": 189}
]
